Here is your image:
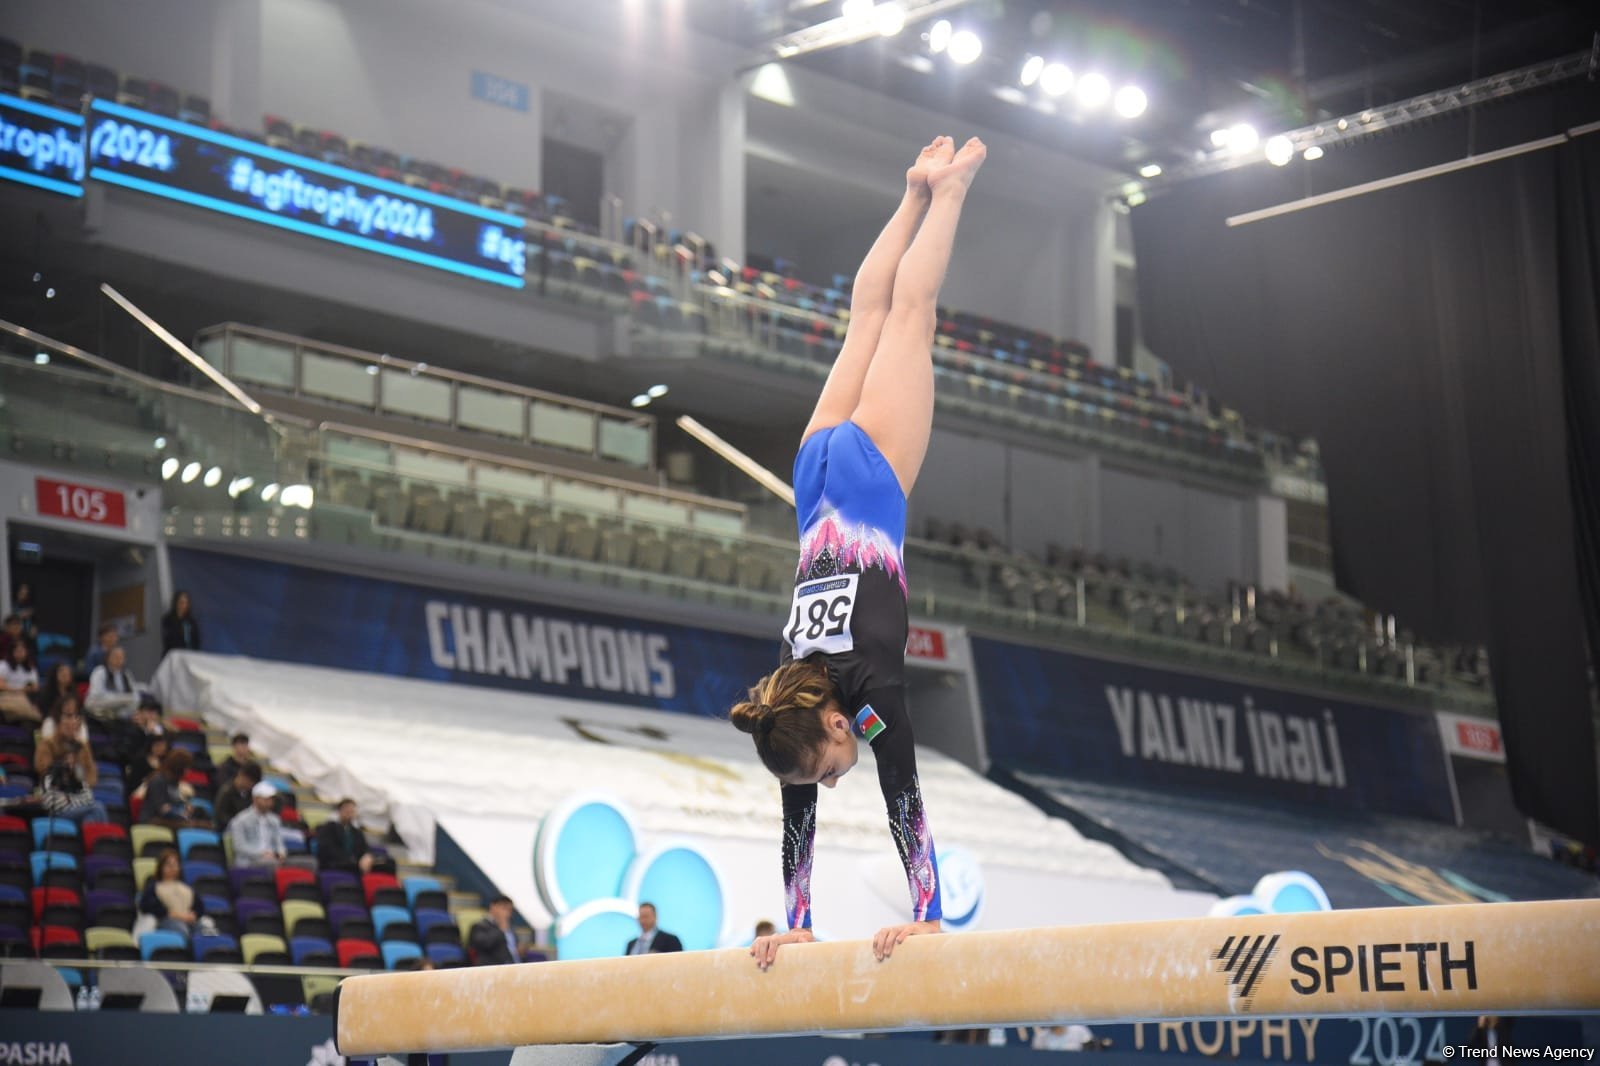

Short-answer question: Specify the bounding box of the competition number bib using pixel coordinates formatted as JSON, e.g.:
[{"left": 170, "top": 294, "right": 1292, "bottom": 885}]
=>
[{"left": 785, "top": 574, "right": 859, "bottom": 659}]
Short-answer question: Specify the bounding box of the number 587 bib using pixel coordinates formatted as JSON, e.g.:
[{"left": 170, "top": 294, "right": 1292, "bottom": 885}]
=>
[{"left": 784, "top": 574, "right": 860, "bottom": 659}]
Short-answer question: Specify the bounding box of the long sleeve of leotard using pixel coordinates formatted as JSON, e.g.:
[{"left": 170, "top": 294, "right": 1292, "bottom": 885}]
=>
[
  {"left": 781, "top": 782, "right": 817, "bottom": 930},
  {"left": 864, "top": 685, "right": 943, "bottom": 923}
]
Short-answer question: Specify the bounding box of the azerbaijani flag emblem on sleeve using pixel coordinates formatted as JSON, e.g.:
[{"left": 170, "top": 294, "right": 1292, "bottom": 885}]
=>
[{"left": 854, "top": 704, "right": 886, "bottom": 742}]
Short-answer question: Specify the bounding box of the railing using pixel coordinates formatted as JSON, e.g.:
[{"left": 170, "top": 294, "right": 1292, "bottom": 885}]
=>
[{"left": 194, "top": 323, "right": 655, "bottom": 470}]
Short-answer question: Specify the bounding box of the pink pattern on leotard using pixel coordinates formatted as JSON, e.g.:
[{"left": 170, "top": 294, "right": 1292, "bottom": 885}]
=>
[{"left": 797, "top": 503, "right": 907, "bottom": 597}]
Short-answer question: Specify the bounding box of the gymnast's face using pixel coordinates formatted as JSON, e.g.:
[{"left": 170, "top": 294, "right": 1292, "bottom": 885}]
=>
[{"left": 781, "top": 706, "right": 859, "bottom": 790}]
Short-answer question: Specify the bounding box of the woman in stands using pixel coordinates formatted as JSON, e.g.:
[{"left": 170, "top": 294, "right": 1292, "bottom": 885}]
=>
[{"left": 730, "top": 135, "right": 986, "bottom": 970}]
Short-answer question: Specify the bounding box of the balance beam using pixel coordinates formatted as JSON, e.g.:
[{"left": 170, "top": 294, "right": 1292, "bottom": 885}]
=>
[{"left": 335, "top": 899, "right": 1600, "bottom": 1057}]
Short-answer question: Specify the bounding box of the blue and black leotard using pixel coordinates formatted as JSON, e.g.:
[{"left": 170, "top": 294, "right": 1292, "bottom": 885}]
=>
[{"left": 777, "top": 420, "right": 942, "bottom": 931}]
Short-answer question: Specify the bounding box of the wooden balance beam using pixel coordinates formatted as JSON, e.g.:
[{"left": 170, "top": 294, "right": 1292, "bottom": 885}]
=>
[{"left": 335, "top": 899, "right": 1600, "bottom": 1058}]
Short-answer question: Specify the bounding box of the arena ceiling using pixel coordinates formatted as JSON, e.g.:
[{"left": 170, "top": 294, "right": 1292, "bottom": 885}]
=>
[{"left": 689, "top": 0, "right": 1596, "bottom": 174}]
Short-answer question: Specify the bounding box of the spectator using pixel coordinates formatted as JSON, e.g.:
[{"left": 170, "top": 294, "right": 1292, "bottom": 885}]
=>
[
  {"left": 87, "top": 645, "right": 140, "bottom": 717},
  {"left": 0, "top": 640, "right": 39, "bottom": 723},
  {"left": 213, "top": 761, "right": 261, "bottom": 831},
  {"left": 468, "top": 895, "right": 518, "bottom": 966},
  {"left": 108, "top": 696, "right": 163, "bottom": 768},
  {"left": 41, "top": 694, "right": 90, "bottom": 742},
  {"left": 624, "top": 902, "right": 682, "bottom": 956},
  {"left": 126, "top": 733, "right": 169, "bottom": 794},
  {"left": 11, "top": 584, "right": 36, "bottom": 641},
  {"left": 160, "top": 590, "right": 202, "bottom": 657},
  {"left": 0, "top": 615, "right": 22, "bottom": 662},
  {"left": 228, "top": 781, "right": 286, "bottom": 868},
  {"left": 139, "top": 847, "right": 204, "bottom": 939},
  {"left": 34, "top": 700, "right": 108, "bottom": 824},
  {"left": 37, "top": 661, "right": 77, "bottom": 714},
  {"left": 141, "top": 749, "right": 198, "bottom": 826},
  {"left": 315, "top": 797, "right": 382, "bottom": 875},
  {"left": 214, "top": 733, "right": 254, "bottom": 790},
  {"left": 84, "top": 622, "right": 119, "bottom": 676}
]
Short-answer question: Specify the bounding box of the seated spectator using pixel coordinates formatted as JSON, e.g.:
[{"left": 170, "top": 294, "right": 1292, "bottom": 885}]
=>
[
  {"left": 83, "top": 622, "right": 119, "bottom": 676},
  {"left": 34, "top": 700, "right": 108, "bottom": 824},
  {"left": 141, "top": 749, "right": 201, "bottom": 826},
  {"left": 0, "top": 639, "right": 39, "bottom": 723},
  {"left": 214, "top": 733, "right": 254, "bottom": 790},
  {"left": 108, "top": 696, "right": 163, "bottom": 768},
  {"left": 37, "top": 660, "right": 77, "bottom": 714},
  {"left": 41, "top": 694, "right": 90, "bottom": 742},
  {"left": 87, "top": 645, "right": 140, "bottom": 717},
  {"left": 469, "top": 896, "right": 518, "bottom": 966},
  {"left": 228, "top": 781, "right": 286, "bottom": 868},
  {"left": 213, "top": 761, "right": 261, "bottom": 831},
  {"left": 0, "top": 614, "right": 22, "bottom": 662},
  {"left": 139, "top": 847, "right": 205, "bottom": 939},
  {"left": 126, "top": 732, "right": 169, "bottom": 794},
  {"left": 11, "top": 584, "right": 36, "bottom": 642},
  {"left": 160, "top": 590, "right": 202, "bottom": 657},
  {"left": 315, "top": 797, "right": 393, "bottom": 875}
]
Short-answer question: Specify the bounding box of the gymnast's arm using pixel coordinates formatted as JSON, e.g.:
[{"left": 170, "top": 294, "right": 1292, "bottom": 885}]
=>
[
  {"left": 751, "top": 783, "right": 819, "bottom": 970},
  {"left": 868, "top": 687, "right": 943, "bottom": 959}
]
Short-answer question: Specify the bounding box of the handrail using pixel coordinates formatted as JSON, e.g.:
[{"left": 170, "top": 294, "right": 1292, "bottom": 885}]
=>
[
  {"left": 317, "top": 422, "right": 746, "bottom": 518},
  {"left": 0, "top": 320, "right": 313, "bottom": 428},
  {"left": 34, "top": 955, "right": 368, "bottom": 980},
  {"left": 693, "top": 279, "right": 1227, "bottom": 433},
  {"left": 196, "top": 321, "right": 650, "bottom": 426}
]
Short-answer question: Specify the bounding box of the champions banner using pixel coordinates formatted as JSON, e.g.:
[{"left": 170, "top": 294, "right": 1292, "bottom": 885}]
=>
[
  {"left": 970, "top": 636, "right": 1455, "bottom": 821},
  {"left": 168, "top": 548, "right": 777, "bottom": 717}
]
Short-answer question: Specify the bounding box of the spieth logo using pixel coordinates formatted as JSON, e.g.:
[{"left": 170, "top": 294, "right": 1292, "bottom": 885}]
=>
[{"left": 1211, "top": 933, "right": 1283, "bottom": 1011}]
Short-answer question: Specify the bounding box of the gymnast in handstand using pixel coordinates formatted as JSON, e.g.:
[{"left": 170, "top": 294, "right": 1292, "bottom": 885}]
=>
[{"left": 730, "top": 134, "right": 987, "bottom": 969}]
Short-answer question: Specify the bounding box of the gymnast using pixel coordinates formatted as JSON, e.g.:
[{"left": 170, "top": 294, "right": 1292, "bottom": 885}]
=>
[{"left": 731, "top": 134, "right": 986, "bottom": 970}]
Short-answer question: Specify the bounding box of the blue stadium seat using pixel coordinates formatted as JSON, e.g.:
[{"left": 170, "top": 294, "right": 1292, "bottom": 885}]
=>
[
  {"left": 139, "top": 929, "right": 189, "bottom": 961},
  {"left": 192, "top": 933, "right": 242, "bottom": 963},
  {"left": 290, "top": 935, "right": 337, "bottom": 966},
  {"left": 403, "top": 876, "right": 446, "bottom": 913},
  {"left": 412, "top": 908, "right": 458, "bottom": 946},
  {"left": 30, "top": 851, "right": 77, "bottom": 884},
  {"left": 380, "top": 941, "right": 422, "bottom": 970},
  {"left": 177, "top": 828, "right": 223, "bottom": 864},
  {"left": 369, "top": 904, "right": 417, "bottom": 944},
  {"left": 31, "top": 817, "right": 79, "bottom": 852},
  {"left": 424, "top": 942, "right": 464, "bottom": 967}
]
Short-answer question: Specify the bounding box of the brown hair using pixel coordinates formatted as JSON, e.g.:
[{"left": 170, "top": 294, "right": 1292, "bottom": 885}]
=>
[
  {"left": 160, "top": 748, "right": 193, "bottom": 781},
  {"left": 156, "top": 846, "right": 182, "bottom": 880},
  {"left": 729, "top": 658, "right": 837, "bottom": 778}
]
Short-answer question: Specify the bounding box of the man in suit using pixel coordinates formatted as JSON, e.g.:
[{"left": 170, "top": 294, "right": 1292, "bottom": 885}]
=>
[
  {"left": 624, "top": 902, "right": 683, "bottom": 955},
  {"left": 469, "top": 895, "right": 518, "bottom": 966},
  {"left": 316, "top": 797, "right": 375, "bottom": 874}
]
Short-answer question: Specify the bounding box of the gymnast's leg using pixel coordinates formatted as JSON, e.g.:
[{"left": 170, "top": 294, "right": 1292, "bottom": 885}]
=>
[
  {"left": 850, "top": 137, "right": 986, "bottom": 495},
  {"left": 801, "top": 136, "right": 954, "bottom": 445}
]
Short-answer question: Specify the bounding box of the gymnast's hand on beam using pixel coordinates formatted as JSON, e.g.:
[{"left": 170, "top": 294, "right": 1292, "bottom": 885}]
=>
[
  {"left": 751, "top": 926, "right": 814, "bottom": 971},
  {"left": 872, "top": 919, "right": 941, "bottom": 961}
]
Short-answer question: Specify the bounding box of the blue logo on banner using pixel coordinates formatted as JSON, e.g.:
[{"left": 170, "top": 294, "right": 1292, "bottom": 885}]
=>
[
  {"left": 533, "top": 792, "right": 727, "bottom": 959},
  {"left": 471, "top": 71, "right": 530, "bottom": 112}
]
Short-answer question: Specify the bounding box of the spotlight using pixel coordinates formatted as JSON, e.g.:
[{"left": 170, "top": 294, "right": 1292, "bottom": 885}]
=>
[
  {"left": 180, "top": 462, "right": 201, "bottom": 484},
  {"left": 1303, "top": 145, "right": 1325, "bottom": 161},
  {"left": 1019, "top": 55, "right": 1044, "bottom": 87},
  {"left": 647, "top": 384, "right": 669, "bottom": 399},
  {"left": 872, "top": 1, "right": 905, "bottom": 36},
  {"left": 365, "top": 364, "right": 380, "bottom": 376},
  {"left": 927, "top": 19, "right": 952, "bottom": 54},
  {"left": 1265, "top": 135, "right": 1294, "bottom": 166},
  {"left": 260, "top": 483, "right": 280, "bottom": 502},
  {"left": 153, "top": 437, "right": 167, "bottom": 450},
  {"left": 1113, "top": 85, "right": 1148, "bottom": 119},
  {"left": 161, "top": 458, "right": 180, "bottom": 480},
  {"left": 280, "top": 484, "right": 315, "bottom": 509},
  {"left": 1139, "top": 163, "right": 1163, "bottom": 178},
  {"left": 1039, "top": 62, "right": 1073, "bottom": 96},
  {"left": 1228, "top": 123, "right": 1259, "bottom": 151},
  {"left": 1126, "top": 190, "right": 1147, "bottom": 208},
  {"left": 203, "top": 466, "right": 223, "bottom": 487},
  {"left": 1075, "top": 72, "right": 1111, "bottom": 108},
  {"left": 227, "top": 476, "right": 255, "bottom": 499},
  {"left": 44, "top": 288, "right": 54, "bottom": 299},
  {"left": 33, "top": 352, "right": 49, "bottom": 365},
  {"left": 841, "top": 0, "right": 873, "bottom": 18},
  {"left": 631, "top": 394, "right": 651, "bottom": 408},
  {"left": 947, "top": 29, "right": 982, "bottom": 65},
  {"left": 1210, "top": 128, "right": 1231, "bottom": 148}
]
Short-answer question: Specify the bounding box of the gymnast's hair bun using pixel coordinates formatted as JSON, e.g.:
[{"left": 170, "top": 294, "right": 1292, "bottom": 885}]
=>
[{"left": 729, "top": 700, "right": 774, "bottom": 735}]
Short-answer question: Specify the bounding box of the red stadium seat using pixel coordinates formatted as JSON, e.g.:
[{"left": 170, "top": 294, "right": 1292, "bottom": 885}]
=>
[
  {"left": 276, "top": 866, "right": 318, "bottom": 902},
  {"left": 362, "top": 873, "right": 403, "bottom": 908},
  {"left": 336, "top": 937, "right": 381, "bottom": 969},
  {"left": 82, "top": 824, "right": 131, "bottom": 859}
]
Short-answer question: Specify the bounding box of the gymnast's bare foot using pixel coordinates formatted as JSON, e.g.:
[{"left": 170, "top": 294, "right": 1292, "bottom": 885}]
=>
[
  {"left": 928, "top": 137, "right": 986, "bottom": 196},
  {"left": 906, "top": 136, "right": 954, "bottom": 193}
]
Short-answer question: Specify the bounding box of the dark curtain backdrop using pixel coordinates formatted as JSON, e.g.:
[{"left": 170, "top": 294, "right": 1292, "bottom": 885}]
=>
[{"left": 1130, "top": 83, "right": 1600, "bottom": 845}]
